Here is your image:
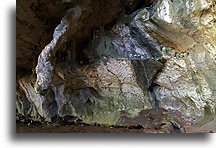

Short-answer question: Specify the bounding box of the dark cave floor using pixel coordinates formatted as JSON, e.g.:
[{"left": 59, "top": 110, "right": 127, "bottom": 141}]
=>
[{"left": 16, "top": 119, "right": 215, "bottom": 133}]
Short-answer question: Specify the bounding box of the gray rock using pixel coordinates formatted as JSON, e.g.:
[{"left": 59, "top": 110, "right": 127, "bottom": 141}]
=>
[
  {"left": 17, "top": 13, "right": 164, "bottom": 125},
  {"left": 133, "top": 0, "right": 215, "bottom": 119},
  {"left": 16, "top": 0, "right": 216, "bottom": 127}
]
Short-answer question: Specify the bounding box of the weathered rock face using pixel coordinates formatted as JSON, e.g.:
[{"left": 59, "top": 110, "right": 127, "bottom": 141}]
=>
[
  {"left": 132, "top": 0, "right": 215, "bottom": 120},
  {"left": 16, "top": 0, "right": 148, "bottom": 72},
  {"left": 17, "top": 0, "right": 215, "bottom": 128},
  {"left": 17, "top": 12, "right": 164, "bottom": 124}
]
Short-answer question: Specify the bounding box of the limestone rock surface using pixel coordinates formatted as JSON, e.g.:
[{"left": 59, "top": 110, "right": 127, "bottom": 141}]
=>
[
  {"left": 16, "top": 0, "right": 215, "bottom": 129},
  {"left": 132, "top": 0, "right": 215, "bottom": 120}
]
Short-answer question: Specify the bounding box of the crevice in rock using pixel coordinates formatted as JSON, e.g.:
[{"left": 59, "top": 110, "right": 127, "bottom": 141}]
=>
[
  {"left": 149, "top": 83, "right": 160, "bottom": 109},
  {"left": 147, "top": 58, "right": 167, "bottom": 109},
  {"left": 129, "top": 26, "right": 162, "bottom": 60}
]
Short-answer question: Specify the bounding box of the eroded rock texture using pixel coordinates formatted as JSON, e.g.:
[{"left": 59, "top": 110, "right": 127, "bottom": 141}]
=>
[
  {"left": 133, "top": 0, "right": 216, "bottom": 120},
  {"left": 17, "top": 0, "right": 215, "bottom": 131}
]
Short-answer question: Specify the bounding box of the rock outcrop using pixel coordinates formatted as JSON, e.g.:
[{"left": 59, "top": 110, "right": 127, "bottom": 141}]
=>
[
  {"left": 16, "top": 0, "right": 215, "bottom": 131},
  {"left": 133, "top": 0, "right": 215, "bottom": 120},
  {"left": 17, "top": 12, "right": 164, "bottom": 124}
]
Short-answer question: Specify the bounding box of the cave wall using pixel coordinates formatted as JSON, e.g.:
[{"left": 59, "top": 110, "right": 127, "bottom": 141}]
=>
[
  {"left": 16, "top": 0, "right": 215, "bottom": 126},
  {"left": 134, "top": 0, "right": 216, "bottom": 119},
  {"left": 16, "top": 0, "right": 147, "bottom": 72}
]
